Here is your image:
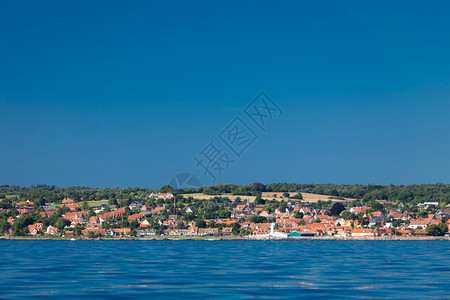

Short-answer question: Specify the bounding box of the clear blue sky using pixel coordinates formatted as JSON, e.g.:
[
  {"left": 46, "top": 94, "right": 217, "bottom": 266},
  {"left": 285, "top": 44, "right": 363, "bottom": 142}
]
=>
[{"left": 1, "top": 1, "right": 450, "bottom": 188}]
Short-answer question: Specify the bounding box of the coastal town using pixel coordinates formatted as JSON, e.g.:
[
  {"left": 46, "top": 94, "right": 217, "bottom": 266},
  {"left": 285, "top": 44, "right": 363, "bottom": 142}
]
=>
[{"left": 1, "top": 184, "right": 449, "bottom": 239}]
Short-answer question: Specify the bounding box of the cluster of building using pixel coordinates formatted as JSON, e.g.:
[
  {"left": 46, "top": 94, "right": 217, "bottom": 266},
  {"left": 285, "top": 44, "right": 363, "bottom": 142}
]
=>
[{"left": 3, "top": 194, "right": 450, "bottom": 238}]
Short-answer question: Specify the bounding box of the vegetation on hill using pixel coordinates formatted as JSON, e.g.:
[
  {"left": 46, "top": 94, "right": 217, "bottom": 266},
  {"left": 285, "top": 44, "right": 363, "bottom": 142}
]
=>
[
  {"left": 0, "top": 182, "right": 449, "bottom": 238},
  {"left": 179, "top": 183, "right": 450, "bottom": 206},
  {"left": 1, "top": 183, "right": 450, "bottom": 207}
]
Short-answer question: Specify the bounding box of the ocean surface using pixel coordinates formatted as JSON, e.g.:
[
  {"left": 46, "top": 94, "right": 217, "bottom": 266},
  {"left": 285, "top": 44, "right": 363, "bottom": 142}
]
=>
[{"left": 1, "top": 240, "right": 449, "bottom": 299}]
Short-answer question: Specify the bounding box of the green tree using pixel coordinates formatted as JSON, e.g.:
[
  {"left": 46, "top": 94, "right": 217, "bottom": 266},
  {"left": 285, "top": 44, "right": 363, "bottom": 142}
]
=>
[
  {"left": 81, "top": 200, "right": 90, "bottom": 210},
  {"left": 366, "top": 200, "right": 383, "bottom": 211},
  {"left": 176, "top": 222, "right": 186, "bottom": 229},
  {"left": 330, "top": 203, "right": 346, "bottom": 216},
  {"left": 229, "top": 222, "right": 240, "bottom": 234},
  {"left": 196, "top": 219, "right": 206, "bottom": 228},
  {"left": 291, "top": 193, "right": 303, "bottom": 200},
  {"left": 294, "top": 211, "right": 304, "bottom": 219},
  {"left": 251, "top": 182, "right": 267, "bottom": 193},
  {"left": 249, "top": 216, "right": 267, "bottom": 223},
  {"left": 254, "top": 196, "right": 265, "bottom": 205},
  {"left": 184, "top": 213, "right": 196, "bottom": 221},
  {"left": 55, "top": 217, "right": 71, "bottom": 230},
  {"left": 108, "top": 198, "right": 118, "bottom": 206},
  {"left": 13, "top": 215, "right": 34, "bottom": 236},
  {"left": 217, "top": 209, "right": 231, "bottom": 219},
  {"left": 426, "top": 224, "right": 448, "bottom": 236},
  {"left": 87, "top": 207, "right": 96, "bottom": 218},
  {"left": 160, "top": 185, "right": 175, "bottom": 193},
  {"left": 417, "top": 211, "right": 428, "bottom": 218},
  {"left": 391, "top": 219, "right": 403, "bottom": 229},
  {"left": 129, "top": 220, "right": 139, "bottom": 229},
  {"left": 0, "top": 218, "right": 11, "bottom": 235},
  {"left": 340, "top": 211, "right": 356, "bottom": 220}
]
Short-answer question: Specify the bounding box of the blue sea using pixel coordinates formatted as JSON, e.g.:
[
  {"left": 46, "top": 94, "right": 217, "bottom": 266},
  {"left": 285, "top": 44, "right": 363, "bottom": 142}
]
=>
[{"left": 1, "top": 240, "right": 449, "bottom": 299}]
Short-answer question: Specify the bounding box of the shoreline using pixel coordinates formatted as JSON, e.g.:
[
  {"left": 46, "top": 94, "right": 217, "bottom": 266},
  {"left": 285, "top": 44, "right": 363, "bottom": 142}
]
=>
[{"left": 2, "top": 236, "right": 449, "bottom": 241}]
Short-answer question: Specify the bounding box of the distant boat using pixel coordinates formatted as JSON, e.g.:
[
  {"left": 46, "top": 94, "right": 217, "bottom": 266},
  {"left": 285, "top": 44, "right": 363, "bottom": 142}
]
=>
[{"left": 70, "top": 238, "right": 76, "bottom": 241}]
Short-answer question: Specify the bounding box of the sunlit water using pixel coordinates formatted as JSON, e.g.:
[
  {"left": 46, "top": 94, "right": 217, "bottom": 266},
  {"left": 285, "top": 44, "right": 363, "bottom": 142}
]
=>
[{"left": 1, "top": 240, "right": 449, "bottom": 299}]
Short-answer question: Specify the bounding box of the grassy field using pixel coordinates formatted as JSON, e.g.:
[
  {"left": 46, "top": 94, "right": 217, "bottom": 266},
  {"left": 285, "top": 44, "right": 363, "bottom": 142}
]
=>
[
  {"left": 86, "top": 200, "right": 108, "bottom": 207},
  {"left": 48, "top": 203, "right": 62, "bottom": 209},
  {"left": 0, "top": 195, "right": 19, "bottom": 202},
  {"left": 182, "top": 193, "right": 257, "bottom": 202}
]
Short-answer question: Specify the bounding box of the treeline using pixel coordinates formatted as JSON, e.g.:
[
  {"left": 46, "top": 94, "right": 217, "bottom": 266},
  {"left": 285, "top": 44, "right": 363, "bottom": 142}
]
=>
[
  {"left": 1, "top": 183, "right": 450, "bottom": 206},
  {"left": 179, "top": 183, "right": 450, "bottom": 206},
  {"left": 0, "top": 185, "right": 154, "bottom": 204}
]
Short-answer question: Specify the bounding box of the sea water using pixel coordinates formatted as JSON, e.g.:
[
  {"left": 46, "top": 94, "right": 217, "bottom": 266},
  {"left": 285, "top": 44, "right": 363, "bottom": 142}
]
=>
[{"left": 1, "top": 240, "right": 449, "bottom": 299}]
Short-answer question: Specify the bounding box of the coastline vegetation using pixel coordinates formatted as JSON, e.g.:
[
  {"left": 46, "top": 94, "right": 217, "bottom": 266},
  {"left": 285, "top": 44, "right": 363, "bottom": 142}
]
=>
[{"left": 1, "top": 183, "right": 449, "bottom": 239}]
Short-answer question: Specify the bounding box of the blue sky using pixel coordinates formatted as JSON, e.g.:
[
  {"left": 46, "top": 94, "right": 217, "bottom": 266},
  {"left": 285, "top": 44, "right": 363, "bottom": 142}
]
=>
[{"left": 1, "top": 1, "right": 450, "bottom": 188}]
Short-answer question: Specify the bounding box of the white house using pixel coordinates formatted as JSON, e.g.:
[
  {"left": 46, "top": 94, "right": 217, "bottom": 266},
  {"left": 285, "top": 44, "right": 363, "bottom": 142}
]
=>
[
  {"left": 408, "top": 219, "right": 429, "bottom": 229},
  {"left": 150, "top": 192, "right": 174, "bottom": 199}
]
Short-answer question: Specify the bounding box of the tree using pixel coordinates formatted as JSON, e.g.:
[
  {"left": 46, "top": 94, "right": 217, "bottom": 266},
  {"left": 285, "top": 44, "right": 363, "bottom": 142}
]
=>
[
  {"left": 249, "top": 216, "right": 267, "bottom": 223},
  {"left": 129, "top": 220, "right": 139, "bottom": 229},
  {"left": 229, "top": 222, "right": 240, "bottom": 234},
  {"left": 55, "top": 217, "right": 71, "bottom": 230},
  {"left": 366, "top": 200, "right": 383, "bottom": 212},
  {"left": 76, "top": 226, "right": 82, "bottom": 236},
  {"left": 218, "top": 209, "right": 231, "bottom": 219},
  {"left": 329, "top": 189, "right": 339, "bottom": 196},
  {"left": 391, "top": 219, "right": 403, "bottom": 229},
  {"left": 184, "top": 213, "right": 196, "bottom": 221},
  {"left": 108, "top": 198, "right": 118, "bottom": 206},
  {"left": 254, "top": 196, "right": 265, "bottom": 205},
  {"left": 87, "top": 207, "right": 96, "bottom": 218},
  {"left": 291, "top": 193, "right": 303, "bottom": 200},
  {"left": 340, "top": 211, "right": 356, "bottom": 220},
  {"left": 13, "top": 215, "right": 34, "bottom": 236},
  {"left": 81, "top": 200, "right": 90, "bottom": 210},
  {"left": 176, "top": 222, "right": 186, "bottom": 229},
  {"left": 330, "top": 203, "right": 346, "bottom": 216},
  {"left": 282, "top": 192, "right": 290, "bottom": 198},
  {"left": 417, "top": 211, "right": 428, "bottom": 218},
  {"left": 426, "top": 224, "right": 448, "bottom": 236},
  {"left": 0, "top": 218, "right": 11, "bottom": 235},
  {"left": 357, "top": 214, "right": 369, "bottom": 226},
  {"left": 252, "top": 182, "right": 267, "bottom": 193},
  {"left": 294, "top": 211, "right": 304, "bottom": 219},
  {"left": 160, "top": 185, "right": 175, "bottom": 193},
  {"left": 196, "top": 219, "right": 206, "bottom": 228},
  {"left": 278, "top": 201, "right": 288, "bottom": 213}
]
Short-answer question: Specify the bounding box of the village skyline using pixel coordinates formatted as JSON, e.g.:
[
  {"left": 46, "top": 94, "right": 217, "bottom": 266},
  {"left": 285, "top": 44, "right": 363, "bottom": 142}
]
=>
[{"left": 1, "top": 182, "right": 449, "bottom": 239}]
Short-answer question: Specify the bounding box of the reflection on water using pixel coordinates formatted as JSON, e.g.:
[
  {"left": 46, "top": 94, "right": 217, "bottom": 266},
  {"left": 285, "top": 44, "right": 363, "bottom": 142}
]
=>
[{"left": 1, "top": 240, "right": 449, "bottom": 299}]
